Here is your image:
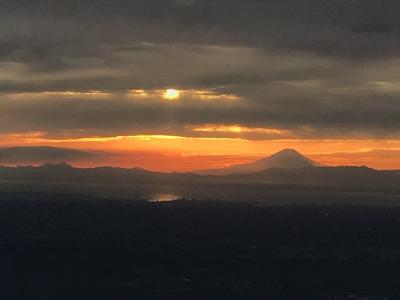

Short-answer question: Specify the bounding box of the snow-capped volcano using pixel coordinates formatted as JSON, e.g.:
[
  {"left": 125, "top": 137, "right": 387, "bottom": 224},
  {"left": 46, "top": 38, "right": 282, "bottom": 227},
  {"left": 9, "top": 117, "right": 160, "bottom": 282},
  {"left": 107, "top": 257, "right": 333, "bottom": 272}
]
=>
[{"left": 199, "top": 149, "right": 320, "bottom": 175}]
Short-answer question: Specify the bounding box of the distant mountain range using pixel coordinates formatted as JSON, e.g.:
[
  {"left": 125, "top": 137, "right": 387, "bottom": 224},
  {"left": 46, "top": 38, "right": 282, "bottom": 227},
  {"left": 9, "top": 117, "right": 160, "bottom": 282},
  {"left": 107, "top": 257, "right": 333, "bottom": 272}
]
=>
[
  {"left": 0, "top": 163, "right": 399, "bottom": 193},
  {"left": 198, "top": 149, "right": 321, "bottom": 175},
  {"left": 0, "top": 146, "right": 103, "bottom": 165},
  {"left": 0, "top": 147, "right": 399, "bottom": 191}
]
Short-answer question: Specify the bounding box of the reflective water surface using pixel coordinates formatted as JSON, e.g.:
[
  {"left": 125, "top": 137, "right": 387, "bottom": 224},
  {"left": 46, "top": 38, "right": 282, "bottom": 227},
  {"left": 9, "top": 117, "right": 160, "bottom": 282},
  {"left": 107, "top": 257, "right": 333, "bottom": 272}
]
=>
[{"left": 148, "top": 193, "right": 183, "bottom": 202}]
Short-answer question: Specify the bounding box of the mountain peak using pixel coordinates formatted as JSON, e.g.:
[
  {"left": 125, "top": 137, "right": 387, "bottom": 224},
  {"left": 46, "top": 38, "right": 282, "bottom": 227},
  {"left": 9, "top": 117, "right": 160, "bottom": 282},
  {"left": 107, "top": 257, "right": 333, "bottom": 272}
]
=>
[
  {"left": 199, "top": 148, "right": 320, "bottom": 175},
  {"left": 258, "top": 149, "right": 319, "bottom": 169},
  {"left": 271, "top": 148, "right": 303, "bottom": 156}
]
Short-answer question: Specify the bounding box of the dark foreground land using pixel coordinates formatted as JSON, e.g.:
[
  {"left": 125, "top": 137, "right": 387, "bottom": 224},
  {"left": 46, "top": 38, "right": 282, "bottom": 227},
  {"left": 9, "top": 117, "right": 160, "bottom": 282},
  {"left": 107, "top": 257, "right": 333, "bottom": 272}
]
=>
[{"left": 2, "top": 192, "right": 400, "bottom": 299}]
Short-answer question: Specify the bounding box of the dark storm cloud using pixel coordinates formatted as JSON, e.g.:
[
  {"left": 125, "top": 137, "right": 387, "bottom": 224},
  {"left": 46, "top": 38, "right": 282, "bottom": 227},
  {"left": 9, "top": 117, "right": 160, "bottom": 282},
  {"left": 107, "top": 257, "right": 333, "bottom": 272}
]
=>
[
  {"left": 3, "top": 0, "right": 400, "bottom": 58},
  {"left": 1, "top": 0, "right": 400, "bottom": 139}
]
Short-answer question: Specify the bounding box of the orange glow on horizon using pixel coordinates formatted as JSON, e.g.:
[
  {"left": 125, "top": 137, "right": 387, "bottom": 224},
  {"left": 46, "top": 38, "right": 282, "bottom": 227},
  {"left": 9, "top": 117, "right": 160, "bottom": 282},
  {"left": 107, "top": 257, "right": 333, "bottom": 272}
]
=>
[{"left": 1, "top": 132, "right": 400, "bottom": 170}]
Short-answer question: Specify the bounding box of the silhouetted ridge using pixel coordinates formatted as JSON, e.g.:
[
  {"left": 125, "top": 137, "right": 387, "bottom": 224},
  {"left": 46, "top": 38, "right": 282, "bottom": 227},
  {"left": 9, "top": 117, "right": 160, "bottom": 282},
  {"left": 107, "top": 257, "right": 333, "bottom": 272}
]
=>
[
  {"left": 198, "top": 148, "right": 320, "bottom": 175},
  {"left": 0, "top": 146, "right": 102, "bottom": 165},
  {"left": 0, "top": 163, "right": 399, "bottom": 190}
]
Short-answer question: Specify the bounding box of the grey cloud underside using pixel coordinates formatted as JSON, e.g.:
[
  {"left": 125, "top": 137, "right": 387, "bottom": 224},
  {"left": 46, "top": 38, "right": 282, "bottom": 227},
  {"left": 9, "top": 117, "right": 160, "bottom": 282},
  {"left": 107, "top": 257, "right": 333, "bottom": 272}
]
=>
[
  {"left": 0, "top": 0, "right": 400, "bottom": 139},
  {"left": 0, "top": 94, "right": 398, "bottom": 139},
  {"left": 3, "top": 0, "right": 400, "bottom": 57}
]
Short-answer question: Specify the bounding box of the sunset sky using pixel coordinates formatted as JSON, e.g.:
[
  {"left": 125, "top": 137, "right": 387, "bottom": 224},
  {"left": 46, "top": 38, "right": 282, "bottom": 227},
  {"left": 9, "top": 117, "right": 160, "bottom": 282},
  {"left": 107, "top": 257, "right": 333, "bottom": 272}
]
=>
[{"left": 1, "top": 0, "right": 400, "bottom": 170}]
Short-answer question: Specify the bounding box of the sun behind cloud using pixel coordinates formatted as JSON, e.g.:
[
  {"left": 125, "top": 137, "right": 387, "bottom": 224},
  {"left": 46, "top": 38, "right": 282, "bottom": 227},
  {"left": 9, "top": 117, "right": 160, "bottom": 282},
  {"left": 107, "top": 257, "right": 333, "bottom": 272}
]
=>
[{"left": 163, "top": 89, "right": 180, "bottom": 100}]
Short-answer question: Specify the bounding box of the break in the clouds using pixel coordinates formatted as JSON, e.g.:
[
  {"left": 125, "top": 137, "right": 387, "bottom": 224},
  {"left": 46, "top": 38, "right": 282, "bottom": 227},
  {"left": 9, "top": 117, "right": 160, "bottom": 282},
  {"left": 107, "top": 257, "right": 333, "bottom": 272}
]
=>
[{"left": 0, "top": 0, "right": 400, "bottom": 140}]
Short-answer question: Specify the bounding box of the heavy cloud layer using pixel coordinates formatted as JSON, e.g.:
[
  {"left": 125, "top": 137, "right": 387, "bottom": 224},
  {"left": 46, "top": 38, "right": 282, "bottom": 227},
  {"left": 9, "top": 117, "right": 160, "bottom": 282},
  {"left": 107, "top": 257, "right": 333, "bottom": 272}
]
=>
[{"left": 0, "top": 0, "right": 400, "bottom": 139}]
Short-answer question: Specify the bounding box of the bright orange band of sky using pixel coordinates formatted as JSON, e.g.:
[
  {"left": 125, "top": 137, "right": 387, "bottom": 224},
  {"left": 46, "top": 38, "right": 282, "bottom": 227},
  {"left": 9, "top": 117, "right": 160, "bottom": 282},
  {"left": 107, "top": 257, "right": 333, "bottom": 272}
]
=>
[{"left": 1, "top": 132, "right": 400, "bottom": 171}]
